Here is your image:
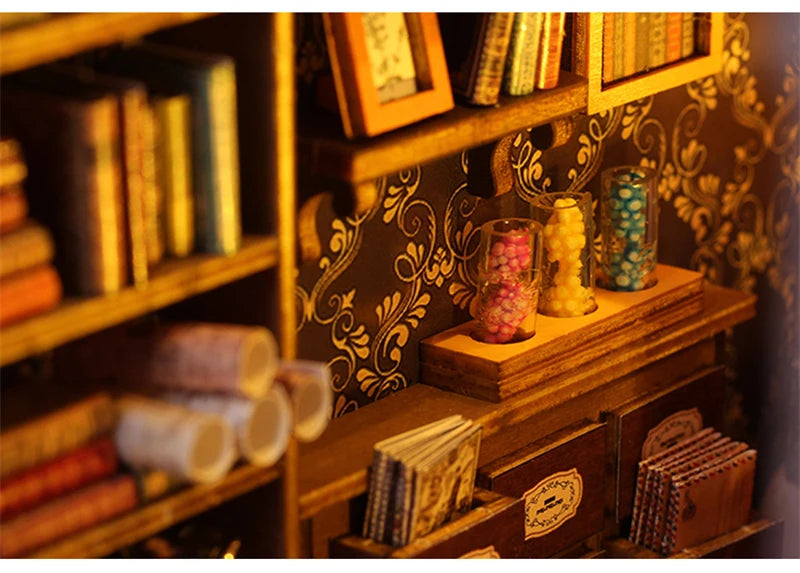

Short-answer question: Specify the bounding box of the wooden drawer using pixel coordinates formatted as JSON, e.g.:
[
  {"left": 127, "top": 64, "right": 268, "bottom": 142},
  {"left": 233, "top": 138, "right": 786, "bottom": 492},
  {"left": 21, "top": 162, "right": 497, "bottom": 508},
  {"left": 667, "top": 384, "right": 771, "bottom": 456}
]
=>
[
  {"left": 329, "top": 489, "right": 524, "bottom": 558},
  {"left": 476, "top": 420, "right": 606, "bottom": 558},
  {"left": 603, "top": 366, "right": 725, "bottom": 526}
]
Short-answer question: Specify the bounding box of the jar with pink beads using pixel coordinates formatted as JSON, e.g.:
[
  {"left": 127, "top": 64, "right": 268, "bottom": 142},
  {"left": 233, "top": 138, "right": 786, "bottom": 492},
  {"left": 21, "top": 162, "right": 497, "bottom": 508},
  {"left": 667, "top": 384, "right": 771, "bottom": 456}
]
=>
[
  {"left": 530, "top": 191, "right": 597, "bottom": 318},
  {"left": 473, "top": 218, "right": 543, "bottom": 344}
]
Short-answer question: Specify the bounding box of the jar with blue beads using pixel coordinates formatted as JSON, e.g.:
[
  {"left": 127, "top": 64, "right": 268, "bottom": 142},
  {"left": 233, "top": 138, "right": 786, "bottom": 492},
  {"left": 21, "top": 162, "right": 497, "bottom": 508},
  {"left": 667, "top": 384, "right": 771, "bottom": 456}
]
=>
[{"left": 600, "top": 165, "right": 659, "bottom": 291}]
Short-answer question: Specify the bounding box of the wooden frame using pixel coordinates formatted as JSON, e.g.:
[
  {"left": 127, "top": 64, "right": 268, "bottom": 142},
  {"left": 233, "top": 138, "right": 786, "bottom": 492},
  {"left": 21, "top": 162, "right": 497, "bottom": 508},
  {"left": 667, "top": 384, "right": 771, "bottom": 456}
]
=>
[
  {"left": 581, "top": 13, "right": 724, "bottom": 114},
  {"left": 322, "top": 13, "right": 454, "bottom": 139}
]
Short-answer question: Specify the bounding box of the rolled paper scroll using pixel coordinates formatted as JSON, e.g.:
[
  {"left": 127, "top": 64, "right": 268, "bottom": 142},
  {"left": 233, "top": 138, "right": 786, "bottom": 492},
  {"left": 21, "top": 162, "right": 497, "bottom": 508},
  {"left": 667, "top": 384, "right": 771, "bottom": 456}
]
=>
[
  {"left": 162, "top": 384, "right": 292, "bottom": 468},
  {"left": 130, "top": 322, "right": 279, "bottom": 399},
  {"left": 274, "top": 360, "right": 333, "bottom": 442},
  {"left": 114, "top": 395, "right": 236, "bottom": 484}
]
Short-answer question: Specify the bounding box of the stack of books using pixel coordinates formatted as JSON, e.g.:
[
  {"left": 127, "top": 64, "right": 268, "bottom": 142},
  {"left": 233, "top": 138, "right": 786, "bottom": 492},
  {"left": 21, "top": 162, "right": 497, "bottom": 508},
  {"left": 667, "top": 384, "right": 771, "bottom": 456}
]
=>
[
  {"left": 0, "top": 42, "right": 242, "bottom": 298},
  {"left": 629, "top": 426, "right": 757, "bottom": 555},
  {"left": 439, "top": 13, "right": 566, "bottom": 105},
  {"left": 0, "top": 393, "right": 136, "bottom": 558},
  {"left": 363, "top": 415, "right": 483, "bottom": 547},
  {"left": 0, "top": 137, "right": 62, "bottom": 327}
]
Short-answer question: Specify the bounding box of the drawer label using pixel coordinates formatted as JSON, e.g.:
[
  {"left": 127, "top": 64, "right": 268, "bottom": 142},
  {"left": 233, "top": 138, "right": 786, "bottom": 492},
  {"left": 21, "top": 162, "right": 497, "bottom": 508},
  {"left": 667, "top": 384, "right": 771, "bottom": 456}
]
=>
[
  {"left": 641, "top": 407, "right": 703, "bottom": 458},
  {"left": 523, "top": 468, "right": 583, "bottom": 539},
  {"left": 459, "top": 545, "right": 500, "bottom": 559}
]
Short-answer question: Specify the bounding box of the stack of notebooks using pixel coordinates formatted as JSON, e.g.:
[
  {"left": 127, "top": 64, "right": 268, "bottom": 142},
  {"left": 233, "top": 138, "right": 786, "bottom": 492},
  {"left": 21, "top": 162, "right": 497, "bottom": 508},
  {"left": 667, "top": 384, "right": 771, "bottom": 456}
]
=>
[
  {"left": 0, "top": 393, "right": 135, "bottom": 558},
  {"left": 0, "top": 137, "right": 63, "bottom": 327},
  {"left": 362, "top": 415, "right": 483, "bottom": 547},
  {"left": 629, "top": 426, "right": 757, "bottom": 555},
  {"left": 0, "top": 42, "right": 242, "bottom": 298},
  {"left": 439, "top": 13, "right": 566, "bottom": 106}
]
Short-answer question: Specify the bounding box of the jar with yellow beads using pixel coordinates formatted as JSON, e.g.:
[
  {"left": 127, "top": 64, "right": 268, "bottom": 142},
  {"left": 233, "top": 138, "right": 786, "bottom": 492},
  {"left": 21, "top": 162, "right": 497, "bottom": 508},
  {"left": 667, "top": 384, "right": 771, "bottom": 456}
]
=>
[{"left": 530, "top": 192, "right": 597, "bottom": 317}]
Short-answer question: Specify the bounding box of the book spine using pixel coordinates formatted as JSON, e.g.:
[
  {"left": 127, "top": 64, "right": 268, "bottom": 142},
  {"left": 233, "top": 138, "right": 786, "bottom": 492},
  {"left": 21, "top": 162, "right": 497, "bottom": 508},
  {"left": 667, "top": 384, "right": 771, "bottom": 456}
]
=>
[
  {"left": 623, "top": 13, "right": 637, "bottom": 78},
  {"left": 613, "top": 13, "right": 625, "bottom": 80},
  {"left": 0, "top": 437, "right": 117, "bottom": 521},
  {"left": 503, "top": 13, "right": 542, "bottom": 96},
  {"left": 602, "top": 13, "right": 615, "bottom": 84},
  {"left": 681, "top": 13, "right": 695, "bottom": 58},
  {"left": 0, "top": 264, "right": 62, "bottom": 328},
  {"left": 649, "top": 13, "right": 668, "bottom": 69},
  {"left": 141, "top": 102, "right": 165, "bottom": 267},
  {"left": 570, "top": 12, "right": 589, "bottom": 78},
  {"left": 0, "top": 393, "right": 116, "bottom": 480},
  {"left": 665, "top": 13, "right": 683, "bottom": 63},
  {"left": 0, "top": 138, "right": 27, "bottom": 189},
  {"left": 362, "top": 450, "right": 382, "bottom": 538},
  {"left": 0, "top": 475, "right": 137, "bottom": 558},
  {"left": 118, "top": 88, "right": 150, "bottom": 289},
  {"left": 635, "top": 13, "right": 650, "bottom": 73},
  {"left": 469, "top": 12, "right": 514, "bottom": 105},
  {"left": 536, "top": 12, "right": 566, "bottom": 90},
  {"left": 0, "top": 222, "right": 54, "bottom": 279},
  {"left": 0, "top": 185, "right": 28, "bottom": 233},
  {"left": 154, "top": 95, "right": 194, "bottom": 258},
  {"left": 695, "top": 13, "right": 711, "bottom": 54}
]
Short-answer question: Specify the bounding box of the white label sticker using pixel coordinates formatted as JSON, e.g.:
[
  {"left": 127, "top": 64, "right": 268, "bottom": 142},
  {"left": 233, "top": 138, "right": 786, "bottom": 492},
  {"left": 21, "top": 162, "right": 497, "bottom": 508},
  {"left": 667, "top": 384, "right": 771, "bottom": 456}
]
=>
[{"left": 523, "top": 468, "right": 583, "bottom": 539}]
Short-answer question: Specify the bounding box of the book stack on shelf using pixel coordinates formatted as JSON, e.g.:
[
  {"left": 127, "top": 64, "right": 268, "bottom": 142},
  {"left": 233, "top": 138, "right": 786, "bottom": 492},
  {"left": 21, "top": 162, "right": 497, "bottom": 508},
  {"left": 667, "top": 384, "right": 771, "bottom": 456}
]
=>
[
  {"left": 0, "top": 41, "right": 241, "bottom": 303},
  {"left": 0, "top": 138, "right": 63, "bottom": 327},
  {"left": 363, "top": 415, "right": 483, "bottom": 547},
  {"left": 439, "top": 12, "right": 566, "bottom": 105}
]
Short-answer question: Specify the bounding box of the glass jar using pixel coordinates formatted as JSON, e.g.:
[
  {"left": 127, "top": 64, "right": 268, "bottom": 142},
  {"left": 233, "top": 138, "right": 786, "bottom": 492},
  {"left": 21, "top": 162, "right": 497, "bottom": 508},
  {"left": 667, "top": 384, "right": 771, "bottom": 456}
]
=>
[
  {"left": 473, "top": 218, "right": 543, "bottom": 344},
  {"left": 600, "top": 166, "right": 659, "bottom": 291},
  {"left": 530, "top": 191, "right": 597, "bottom": 317}
]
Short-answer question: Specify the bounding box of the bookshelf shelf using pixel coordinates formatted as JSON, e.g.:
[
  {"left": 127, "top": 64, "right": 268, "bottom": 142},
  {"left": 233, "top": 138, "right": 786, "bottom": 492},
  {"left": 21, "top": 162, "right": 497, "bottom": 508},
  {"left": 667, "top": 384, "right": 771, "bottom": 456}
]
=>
[
  {"left": 28, "top": 462, "right": 282, "bottom": 558},
  {"left": 299, "top": 71, "right": 587, "bottom": 186},
  {"left": 0, "top": 13, "right": 214, "bottom": 75},
  {"left": 0, "top": 235, "right": 279, "bottom": 367}
]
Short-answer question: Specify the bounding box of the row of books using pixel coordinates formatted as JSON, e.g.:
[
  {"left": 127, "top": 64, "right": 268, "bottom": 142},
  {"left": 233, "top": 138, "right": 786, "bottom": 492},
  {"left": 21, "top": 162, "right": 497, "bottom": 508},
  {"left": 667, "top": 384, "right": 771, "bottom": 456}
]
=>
[
  {"left": 0, "top": 322, "right": 332, "bottom": 558},
  {"left": 1, "top": 41, "right": 242, "bottom": 298},
  {"left": 0, "top": 139, "right": 63, "bottom": 327},
  {"left": 439, "top": 13, "right": 566, "bottom": 106}
]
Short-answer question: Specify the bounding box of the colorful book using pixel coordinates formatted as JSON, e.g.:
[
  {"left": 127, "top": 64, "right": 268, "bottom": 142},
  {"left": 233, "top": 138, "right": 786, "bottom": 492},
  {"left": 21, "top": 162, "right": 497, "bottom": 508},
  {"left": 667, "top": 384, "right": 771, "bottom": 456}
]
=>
[
  {"left": 0, "top": 264, "right": 62, "bottom": 327},
  {"left": 440, "top": 13, "right": 515, "bottom": 106},
  {"left": 503, "top": 13, "right": 543, "bottom": 96},
  {"left": 0, "top": 185, "right": 29, "bottom": 234},
  {"left": 623, "top": 13, "right": 637, "bottom": 78},
  {"left": 0, "top": 438, "right": 117, "bottom": 521},
  {"left": 682, "top": 13, "right": 695, "bottom": 58},
  {"left": 602, "top": 13, "right": 615, "bottom": 84},
  {"left": 0, "top": 137, "right": 27, "bottom": 190},
  {"left": 0, "top": 393, "right": 116, "bottom": 480},
  {"left": 153, "top": 93, "right": 194, "bottom": 258},
  {"left": 665, "top": 13, "right": 683, "bottom": 64},
  {"left": 1, "top": 79, "right": 128, "bottom": 296},
  {"left": 96, "top": 43, "right": 242, "bottom": 256},
  {"left": 0, "top": 475, "right": 137, "bottom": 557},
  {"left": 649, "top": 13, "right": 668, "bottom": 70},
  {"left": 535, "top": 12, "right": 566, "bottom": 90},
  {"left": 0, "top": 221, "right": 55, "bottom": 279}
]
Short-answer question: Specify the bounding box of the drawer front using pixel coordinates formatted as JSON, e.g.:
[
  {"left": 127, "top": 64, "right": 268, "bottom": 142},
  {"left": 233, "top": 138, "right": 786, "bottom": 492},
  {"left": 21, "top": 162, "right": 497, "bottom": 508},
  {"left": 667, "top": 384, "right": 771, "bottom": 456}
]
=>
[{"left": 477, "top": 421, "right": 606, "bottom": 558}]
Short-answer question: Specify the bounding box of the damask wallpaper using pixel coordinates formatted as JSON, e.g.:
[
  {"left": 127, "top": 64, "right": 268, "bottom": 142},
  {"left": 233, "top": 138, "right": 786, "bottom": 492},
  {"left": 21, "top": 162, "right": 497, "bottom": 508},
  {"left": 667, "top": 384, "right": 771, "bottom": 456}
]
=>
[{"left": 296, "top": 13, "right": 799, "bottom": 551}]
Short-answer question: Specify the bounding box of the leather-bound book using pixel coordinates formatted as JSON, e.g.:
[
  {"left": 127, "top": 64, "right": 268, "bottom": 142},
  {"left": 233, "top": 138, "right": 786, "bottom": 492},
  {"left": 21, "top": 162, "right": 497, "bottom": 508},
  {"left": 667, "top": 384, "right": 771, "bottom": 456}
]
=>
[
  {"left": 0, "top": 475, "right": 137, "bottom": 558},
  {"left": 0, "top": 185, "right": 29, "bottom": 234},
  {"left": 0, "top": 222, "right": 55, "bottom": 279},
  {"left": 0, "top": 437, "right": 118, "bottom": 521},
  {"left": 1, "top": 78, "right": 128, "bottom": 296},
  {"left": 502, "top": 13, "right": 543, "bottom": 96},
  {"left": 0, "top": 264, "right": 62, "bottom": 327},
  {"left": 535, "top": 13, "right": 566, "bottom": 90},
  {"left": 440, "top": 13, "right": 515, "bottom": 106}
]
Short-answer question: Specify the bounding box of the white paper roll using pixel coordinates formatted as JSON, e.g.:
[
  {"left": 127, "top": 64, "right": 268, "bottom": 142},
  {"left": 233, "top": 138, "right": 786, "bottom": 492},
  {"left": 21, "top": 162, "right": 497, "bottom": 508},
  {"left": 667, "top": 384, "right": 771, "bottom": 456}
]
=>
[
  {"left": 275, "top": 360, "right": 332, "bottom": 442},
  {"left": 162, "top": 384, "right": 292, "bottom": 468},
  {"left": 132, "top": 323, "right": 279, "bottom": 399},
  {"left": 114, "top": 395, "right": 236, "bottom": 484}
]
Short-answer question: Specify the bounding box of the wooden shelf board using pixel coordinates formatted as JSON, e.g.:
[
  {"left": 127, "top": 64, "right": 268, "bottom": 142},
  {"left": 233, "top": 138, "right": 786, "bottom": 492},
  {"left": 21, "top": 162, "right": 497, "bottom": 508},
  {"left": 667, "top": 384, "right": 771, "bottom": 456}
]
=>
[
  {"left": 29, "top": 462, "right": 282, "bottom": 558},
  {"left": 299, "top": 71, "right": 587, "bottom": 184},
  {"left": 0, "top": 235, "right": 279, "bottom": 367},
  {"left": 298, "top": 283, "right": 756, "bottom": 519},
  {"left": 0, "top": 13, "right": 214, "bottom": 75}
]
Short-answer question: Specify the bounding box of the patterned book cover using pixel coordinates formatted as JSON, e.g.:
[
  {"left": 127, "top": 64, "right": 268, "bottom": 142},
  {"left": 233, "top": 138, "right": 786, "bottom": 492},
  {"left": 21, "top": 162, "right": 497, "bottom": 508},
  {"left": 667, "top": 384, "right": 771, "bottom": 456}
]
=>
[
  {"left": 0, "top": 221, "right": 54, "bottom": 279},
  {"left": 0, "top": 437, "right": 117, "bottom": 521},
  {"left": 602, "top": 13, "right": 615, "bottom": 84},
  {"left": 535, "top": 12, "right": 566, "bottom": 90},
  {"left": 0, "top": 185, "right": 29, "bottom": 233},
  {"left": 570, "top": 13, "right": 590, "bottom": 78},
  {"left": 665, "top": 13, "right": 683, "bottom": 63},
  {"left": 0, "top": 393, "right": 116, "bottom": 480},
  {"left": 682, "top": 13, "right": 695, "bottom": 58},
  {"left": 649, "top": 13, "right": 668, "bottom": 69},
  {"left": 623, "top": 13, "right": 637, "bottom": 78},
  {"left": 503, "top": 13, "right": 543, "bottom": 96},
  {"left": 153, "top": 93, "right": 194, "bottom": 258},
  {"left": 0, "top": 264, "right": 62, "bottom": 327},
  {"left": 635, "top": 13, "right": 650, "bottom": 74},
  {"left": 0, "top": 474, "right": 137, "bottom": 557}
]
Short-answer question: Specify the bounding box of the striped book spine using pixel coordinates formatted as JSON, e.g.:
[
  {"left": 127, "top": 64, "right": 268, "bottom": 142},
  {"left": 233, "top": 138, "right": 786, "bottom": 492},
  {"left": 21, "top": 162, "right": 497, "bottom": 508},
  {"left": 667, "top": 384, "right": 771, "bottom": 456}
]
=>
[
  {"left": 665, "top": 13, "right": 683, "bottom": 63},
  {"left": 635, "top": 13, "right": 650, "bottom": 73},
  {"left": 602, "top": 13, "right": 616, "bottom": 84},
  {"left": 649, "top": 13, "right": 668, "bottom": 69},
  {"left": 535, "top": 12, "right": 566, "bottom": 90},
  {"left": 623, "top": 13, "right": 637, "bottom": 78},
  {"left": 503, "top": 13, "right": 543, "bottom": 96},
  {"left": 141, "top": 102, "right": 165, "bottom": 266},
  {"left": 470, "top": 13, "right": 515, "bottom": 105},
  {"left": 570, "top": 13, "right": 589, "bottom": 77},
  {"left": 613, "top": 13, "right": 625, "bottom": 81},
  {"left": 682, "top": 13, "right": 695, "bottom": 58}
]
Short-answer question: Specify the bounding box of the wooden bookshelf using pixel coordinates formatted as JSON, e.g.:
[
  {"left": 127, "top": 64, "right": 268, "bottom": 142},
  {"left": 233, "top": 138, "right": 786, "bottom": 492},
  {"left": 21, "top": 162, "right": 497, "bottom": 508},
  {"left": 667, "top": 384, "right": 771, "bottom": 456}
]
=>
[
  {"left": 299, "top": 71, "right": 588, "bottom": 185},
  {"left": 0, "top": 235, "right": 279, "bottom": 367},
  {"left": 0, "top": 13, "right": 213, "bottom": 75},
  {"left": 28, "top": 462, "right": 282, "bottom": 558}
]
